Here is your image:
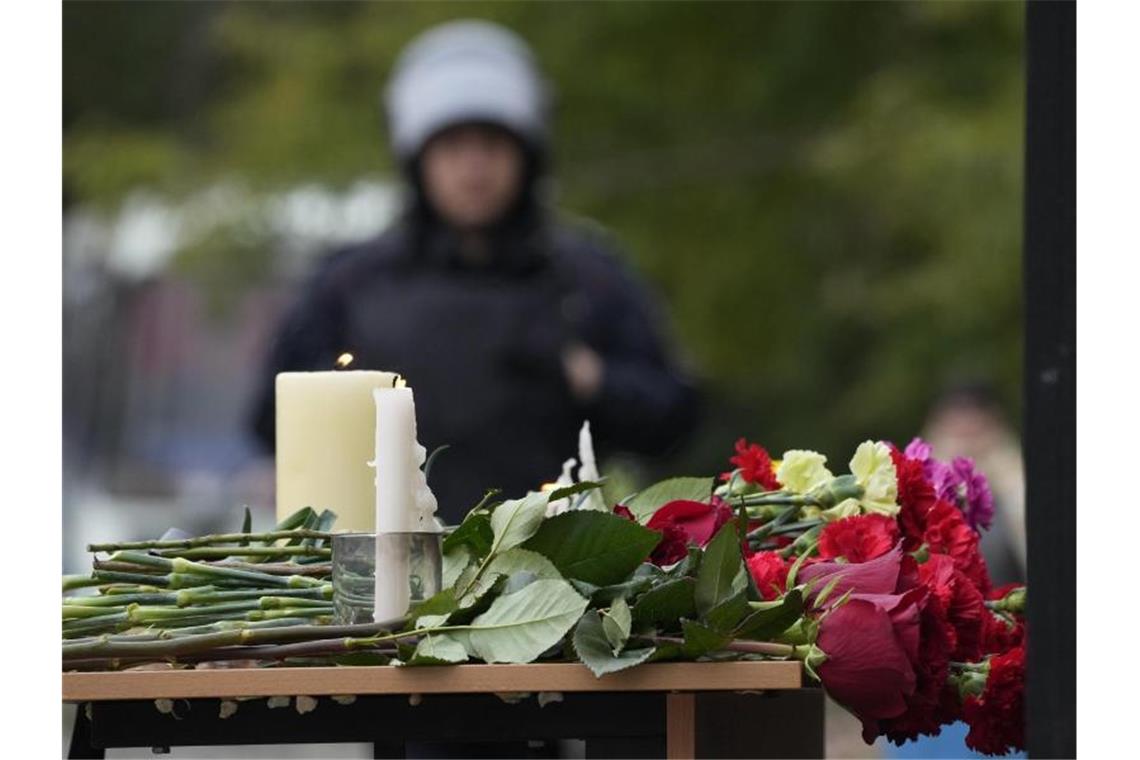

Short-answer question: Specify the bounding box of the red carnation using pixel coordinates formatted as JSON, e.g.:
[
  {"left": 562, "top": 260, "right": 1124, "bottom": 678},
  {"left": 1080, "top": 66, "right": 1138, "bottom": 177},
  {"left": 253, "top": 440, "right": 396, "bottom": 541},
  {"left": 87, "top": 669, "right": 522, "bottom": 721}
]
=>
[
  {"left": 746, "top": 551, "right": 790, "bottom": 601},
  {"left": 963, "top": 647, "right": 1026, "bottom": 756},
  {"left": 645, "top": 499, "right": 733, "bottom": 566},
  {"left": 819, "top": 514, "right": 900, "bottom": 563},
  {"left": 815, "top": 594, "right": 920, "bottom": 733},
  {"left": 922, "top": 499, "right": 992, "bottom": 594},
  {"left": 980, "top": 611, "right": 1025, "bottom": 656},
  {"left": 918, "top": 554, "right": 986, "bottom": 662},
  {"left": 890, "top": 446, "right": 937, "bottom": 552},
  {"left": 721, "top": 438, "right": 780, "bottom": 490},
  {"left": 873, "top": 591, "right": 958, "bottom": 745},
  {"left": 980, "top": 584, "right": 1026, "bottom": 654}
]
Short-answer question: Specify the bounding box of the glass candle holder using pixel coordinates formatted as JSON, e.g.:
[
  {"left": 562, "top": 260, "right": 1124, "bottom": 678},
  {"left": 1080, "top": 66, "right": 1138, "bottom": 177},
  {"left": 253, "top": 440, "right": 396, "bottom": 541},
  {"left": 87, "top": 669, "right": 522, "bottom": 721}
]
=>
[{"left": 331, "top": 532, "right": 442, "bottom": 625}]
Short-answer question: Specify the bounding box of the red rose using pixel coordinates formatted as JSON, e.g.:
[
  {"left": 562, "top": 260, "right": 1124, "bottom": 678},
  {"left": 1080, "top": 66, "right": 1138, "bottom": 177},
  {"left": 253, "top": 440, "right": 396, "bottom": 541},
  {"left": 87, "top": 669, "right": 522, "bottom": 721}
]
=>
[
  {"left": 963, "top": 647, "right": 1026, "bottom": 756},
  {"left": 816, "top": 594, "right": 919, "bottom": 732},
  {"left": 645, "top": 499, "right": 733, "bottom": 566},
  {"left": 799, "top": 544, "right": 906, "bottom": 604},
  {"left": 721, "top": 438, "right": 780, "bottom": 490},
  {"left": 918, "top": 554, "right": 987, "bottom": 661},
  {"left": 889, "top": 446, "right": 937, "bottom": 552},
  {"left": 873, "top": 591, "right": 958, "bottom": 745},
  {"left": 613, "top": 504, "right": 635, "bottom": 522},
  {"left": 746, "top": 551, "right": 789, "bottom": 601},
  {"left": 922, "top": 499, "right": 992, "bottom": 594},
  {"left": 818, "top": 514, "right": 900, "bottom": 563}
]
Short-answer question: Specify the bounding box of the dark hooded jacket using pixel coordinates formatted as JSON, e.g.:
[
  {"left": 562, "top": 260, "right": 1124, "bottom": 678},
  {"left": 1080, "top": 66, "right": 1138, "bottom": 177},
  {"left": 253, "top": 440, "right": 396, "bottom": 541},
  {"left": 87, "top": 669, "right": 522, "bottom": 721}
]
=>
[{"left": 250, "top": 205, "right": 700, "bottom": 524}]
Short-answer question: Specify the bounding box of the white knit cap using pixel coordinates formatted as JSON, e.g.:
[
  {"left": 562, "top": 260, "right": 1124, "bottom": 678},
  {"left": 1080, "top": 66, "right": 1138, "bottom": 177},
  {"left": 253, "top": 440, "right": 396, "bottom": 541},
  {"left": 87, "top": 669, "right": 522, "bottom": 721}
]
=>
[{"left": 384, "top": 20, "right": 549, "bottom": 160}]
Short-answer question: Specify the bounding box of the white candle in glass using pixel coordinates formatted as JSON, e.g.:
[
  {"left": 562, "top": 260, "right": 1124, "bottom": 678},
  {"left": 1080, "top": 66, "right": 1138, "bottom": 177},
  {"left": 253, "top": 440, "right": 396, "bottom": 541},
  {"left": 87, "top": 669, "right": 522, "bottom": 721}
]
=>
[
  {"left": 371, "top": 383, "right": 441, "bottom": 622},
  {"left": 373, "top": 384, "right": 416, "bottom": 533}
]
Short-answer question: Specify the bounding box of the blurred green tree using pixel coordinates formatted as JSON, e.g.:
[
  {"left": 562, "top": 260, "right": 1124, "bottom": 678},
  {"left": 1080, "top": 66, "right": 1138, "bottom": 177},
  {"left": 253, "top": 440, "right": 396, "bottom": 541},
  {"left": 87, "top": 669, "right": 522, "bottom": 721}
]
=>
[{"left": 63, "top": 0, "right": 1024, "bottom": 471}]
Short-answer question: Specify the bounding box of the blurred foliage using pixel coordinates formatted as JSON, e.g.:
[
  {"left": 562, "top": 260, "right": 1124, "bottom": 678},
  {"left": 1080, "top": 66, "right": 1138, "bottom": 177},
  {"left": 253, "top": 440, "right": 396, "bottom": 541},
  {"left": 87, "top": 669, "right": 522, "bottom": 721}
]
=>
[{"left": 63, "top": 1, "right": 1024, "bottom": 470}]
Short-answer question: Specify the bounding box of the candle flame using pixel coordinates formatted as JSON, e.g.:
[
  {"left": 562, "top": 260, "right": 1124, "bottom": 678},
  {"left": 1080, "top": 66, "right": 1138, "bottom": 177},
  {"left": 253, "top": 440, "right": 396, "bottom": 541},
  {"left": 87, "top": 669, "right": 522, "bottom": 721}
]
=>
[
  {"left": 394, "top": 375, "right": 407, "bottom": 388},
  {"left": 539, "top": 482, "right": 559, "bottom": 492},
  {"left": 335, "top": 353, "right": 354, "bottom": 370}
]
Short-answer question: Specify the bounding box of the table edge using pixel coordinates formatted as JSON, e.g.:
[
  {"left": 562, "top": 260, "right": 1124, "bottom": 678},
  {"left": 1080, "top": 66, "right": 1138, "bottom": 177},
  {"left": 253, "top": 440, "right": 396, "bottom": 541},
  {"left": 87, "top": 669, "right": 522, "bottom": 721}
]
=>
[{"left": 63, "top": 661, "right": 803, "bottom": 701}]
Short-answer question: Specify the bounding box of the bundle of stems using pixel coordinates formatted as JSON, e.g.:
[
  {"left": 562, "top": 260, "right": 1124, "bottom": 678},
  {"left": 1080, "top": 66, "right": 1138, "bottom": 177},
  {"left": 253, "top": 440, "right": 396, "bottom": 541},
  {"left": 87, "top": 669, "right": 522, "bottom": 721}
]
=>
[{"left": 62, "top": 508, "right": 351, "bottom": 664}]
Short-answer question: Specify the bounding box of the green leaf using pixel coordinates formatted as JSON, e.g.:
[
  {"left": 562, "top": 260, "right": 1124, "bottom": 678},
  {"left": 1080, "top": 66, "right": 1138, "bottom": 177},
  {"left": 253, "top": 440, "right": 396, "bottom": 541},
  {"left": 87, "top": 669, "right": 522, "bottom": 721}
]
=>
[
  {"left": 631, "top": 577, "right": 697, "bottom": 629},
  {"left": 416, "top": 614, "right": 451, "bottom": 629},
  {"left": 571, "top": 569, "right": 658, "bottom": 605},
  {"left": 695, "top": 522, "right": 748, "bottom": 617},
  {"left": 408, "top": 588, "right": 458, "bottom": 628},
  {"left": 522, "top": 511, "right": 661, "bottom": 586},
  {"left": 458, "top": 578, "right": 588, "bottom": 664},
  {"left": 442, "top": 512, "right": 493, "bottom": 558},
  {"left": 305, "top": 509, "right": 338, "bottom": 548},
  {"left": 485, "top": 548, "right": 563, "bottom": 581},
  {"left": 623, "top": 477, "right": 714, "bottom": 523},
  {"left": 668, "top": 546, "right": 703, "bottom": 579},
  {"left": 601, "top": 597, "right": 632, "bottom": 653},
  {"left": 501, "top": 571, "right": 542, "bottom": 595},
  {"left": 449, "top": 574, "right": 507, "bottom": 625},
  {"left": 704, "top": 591, "right": 749, "bottom": 633},
  {"left": 735, "top": 589, "right": 804, "bottom": 640},
  {"left": 442, "top": 546, "right": 473, "bottom": 590},
  {"left": 405, "top": 633, "right": 468, "bottom": 665},
  {"left": 489, "top": 491, "right": 550, "bottom": 554},
  {"left": 572, "top": 610, "right": 657, "bottom": 677},
  {"left": 482, "top": 548, "right": 563, "bottom": 596},
  {"left": 547, "top": 480, "right": 605, "bottom": 504},
  {"left": 271, "top": 507, "right": 315, "bottom": 533},
  {"left": 681, "top": 618, "right": 731, "bottom": 658},
  {"left": 239, "top": 506, "right": 252, "bottom": 546},
  {"left": 813, "top": 575, "right": 845, "bottom": 609}
]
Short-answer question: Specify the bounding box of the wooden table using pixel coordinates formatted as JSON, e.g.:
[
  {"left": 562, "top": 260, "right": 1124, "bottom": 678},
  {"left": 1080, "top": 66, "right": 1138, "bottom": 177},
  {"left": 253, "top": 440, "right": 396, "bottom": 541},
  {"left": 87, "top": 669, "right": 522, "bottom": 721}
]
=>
[{"left": 64, "top": 661, "right": 822, "bottom": 759}]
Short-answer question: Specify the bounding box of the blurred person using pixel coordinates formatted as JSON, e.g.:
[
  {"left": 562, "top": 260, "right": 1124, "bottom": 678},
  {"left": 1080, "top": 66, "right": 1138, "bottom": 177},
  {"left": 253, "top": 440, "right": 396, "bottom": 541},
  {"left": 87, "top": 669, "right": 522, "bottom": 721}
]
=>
[
  {"left": 249, "top": 20, "right": 699, "bottom": 525},
  {"left": 921, "top": 380, "right": 1026, "bottom": 585}
]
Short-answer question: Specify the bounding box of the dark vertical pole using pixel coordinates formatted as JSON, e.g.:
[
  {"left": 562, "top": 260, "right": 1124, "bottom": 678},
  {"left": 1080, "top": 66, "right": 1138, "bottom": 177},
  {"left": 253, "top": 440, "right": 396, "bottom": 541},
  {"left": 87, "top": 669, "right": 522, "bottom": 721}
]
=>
[{"left": 1023, "top": 1, "right": 1076, "bottom": 758}]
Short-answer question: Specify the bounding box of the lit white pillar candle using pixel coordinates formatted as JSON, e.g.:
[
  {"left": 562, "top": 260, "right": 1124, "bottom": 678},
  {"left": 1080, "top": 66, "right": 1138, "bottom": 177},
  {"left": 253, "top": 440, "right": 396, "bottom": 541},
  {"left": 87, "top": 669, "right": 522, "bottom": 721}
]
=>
[
  {"left": 372, "top": 384, "right": 440, "bottom": 622},
  {"left": 274, "top": 359, "right": 398, "bottom": 533}
]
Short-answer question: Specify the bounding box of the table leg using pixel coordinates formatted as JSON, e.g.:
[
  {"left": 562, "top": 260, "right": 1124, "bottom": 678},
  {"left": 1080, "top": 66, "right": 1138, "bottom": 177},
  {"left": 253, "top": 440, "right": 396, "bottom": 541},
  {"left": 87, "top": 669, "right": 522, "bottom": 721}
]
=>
[
  {"left": 666, "top": 693, "right": 696, "bottom": 759},
  {"left": 67, "top": 703, "right": 105, "bottom": 760}
]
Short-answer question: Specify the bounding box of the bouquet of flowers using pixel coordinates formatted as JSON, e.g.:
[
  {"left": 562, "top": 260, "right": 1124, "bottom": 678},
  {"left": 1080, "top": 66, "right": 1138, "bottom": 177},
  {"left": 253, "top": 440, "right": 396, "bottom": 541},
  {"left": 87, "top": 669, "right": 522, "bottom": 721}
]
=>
[
  {"left": 427, "top": 433, "right": 1025, "bottom": 756},
  {"left": 62, "top": 431, "right": 1025, "bottom": 756}
]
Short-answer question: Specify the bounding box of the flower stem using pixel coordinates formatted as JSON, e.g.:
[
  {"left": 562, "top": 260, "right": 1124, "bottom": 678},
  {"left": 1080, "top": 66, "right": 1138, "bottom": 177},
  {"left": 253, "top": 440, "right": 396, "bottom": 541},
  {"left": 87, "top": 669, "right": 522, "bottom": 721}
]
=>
[
  {"left": 87, "top": 530, "right": 334, "bottom": 553},
  {"left": 62, "top": 619, "right": 406, "bottom": 660},
  {"left": 647, "top": 634, "right": 797, "bottom": 658}
]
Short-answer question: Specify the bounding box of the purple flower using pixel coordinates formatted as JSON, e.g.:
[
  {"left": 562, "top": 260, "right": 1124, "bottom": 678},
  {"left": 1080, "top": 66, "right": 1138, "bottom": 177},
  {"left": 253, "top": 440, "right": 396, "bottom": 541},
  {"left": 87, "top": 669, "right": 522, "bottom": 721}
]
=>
[
  {"left": 903, "top": 438, "right": 994, "bottom": 532},
  {"left": 903, "top": 438, "right": 932, "bottom": 461},
  {"left": 905, "top": 438, "right": 956, "bottom": 500},
  {"left": 950, "top": 457, "right": 995, "bottom": 531}
]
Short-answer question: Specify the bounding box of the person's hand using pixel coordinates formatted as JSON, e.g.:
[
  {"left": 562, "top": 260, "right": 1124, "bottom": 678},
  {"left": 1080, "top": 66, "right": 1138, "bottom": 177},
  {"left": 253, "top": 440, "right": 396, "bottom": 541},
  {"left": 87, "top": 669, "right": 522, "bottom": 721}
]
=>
[{"left": 562, "top": 342, "right": 604, "bottom": 403}]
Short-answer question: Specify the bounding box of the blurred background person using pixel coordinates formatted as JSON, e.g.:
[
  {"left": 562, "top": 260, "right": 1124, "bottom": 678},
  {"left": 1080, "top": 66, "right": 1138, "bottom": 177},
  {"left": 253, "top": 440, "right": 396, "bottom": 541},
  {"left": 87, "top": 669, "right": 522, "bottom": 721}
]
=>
[
  {"left": 920, "top": 379, "right": 1026, "bottom": 585},
  {"left": 248, "top": 21, "right": 700, "bottom": 524}
]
